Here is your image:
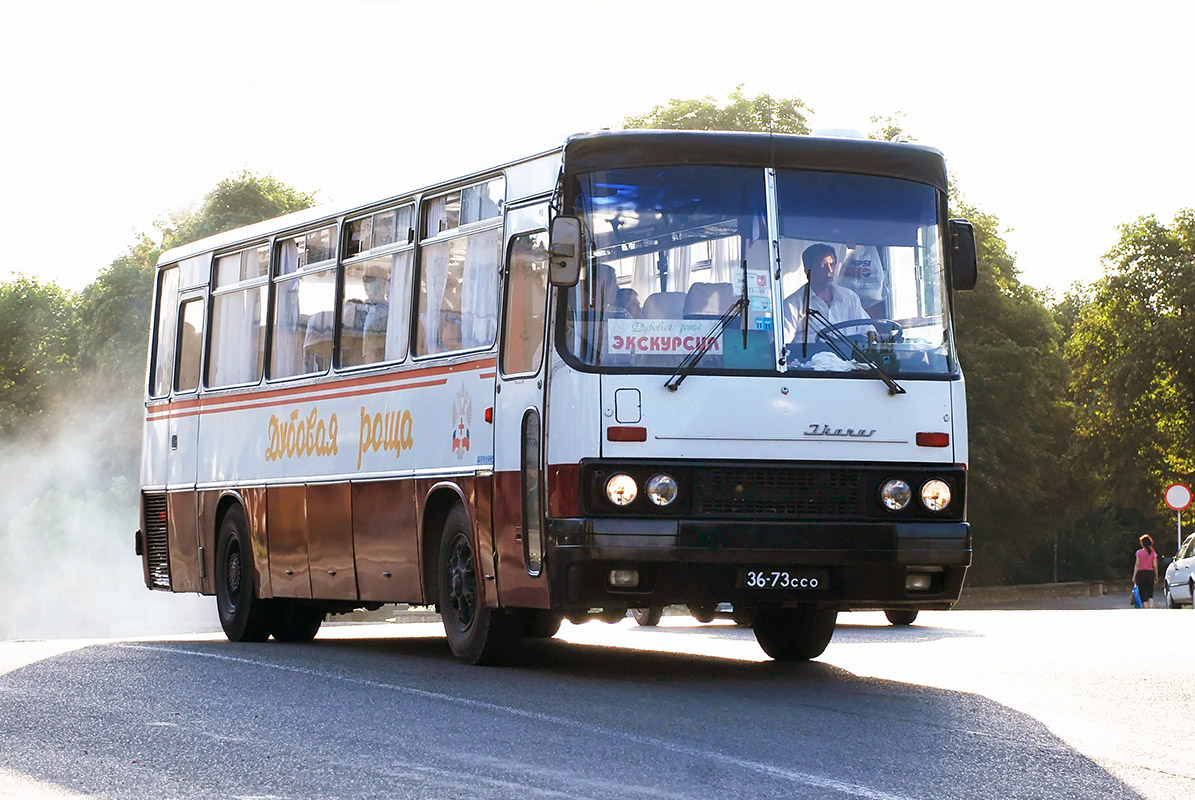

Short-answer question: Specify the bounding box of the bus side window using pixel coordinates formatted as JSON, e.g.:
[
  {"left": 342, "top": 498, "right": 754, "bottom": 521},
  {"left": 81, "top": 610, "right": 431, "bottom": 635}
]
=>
[
  {"left": 500, "top": 232, "right": 549, "bottom": 376},
  {"left": 150, "top": 266, "right": 181, "bottom": 397},
  {"left": 175, "top": 298, "right": 205, "bottom": 394},
  {"left": 271, "top": 228, "right": 337, "bottom": 379},
  {"left": 416, "top": 228, "right": 501, "bottom": 355}
]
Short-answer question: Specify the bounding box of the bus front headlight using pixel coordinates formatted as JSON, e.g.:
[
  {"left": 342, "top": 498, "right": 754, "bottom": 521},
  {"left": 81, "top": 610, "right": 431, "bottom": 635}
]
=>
[
  {"left": 646, "top": 474, "right": 678, "bottom": 506},
  {"left": 605, "top": 473, "right": 638, "bottom": 506},
  {"left": 880, "top": 479, "right": 911, "bottom": 511},
  {"left": 920, "top": 479, "right": 952, "bottom": 512}
]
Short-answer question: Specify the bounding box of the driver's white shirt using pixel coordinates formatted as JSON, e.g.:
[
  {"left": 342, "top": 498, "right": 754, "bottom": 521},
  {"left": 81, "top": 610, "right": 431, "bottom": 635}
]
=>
[{"left": 783, "top": 283, "right": 871, "bottom": 343}]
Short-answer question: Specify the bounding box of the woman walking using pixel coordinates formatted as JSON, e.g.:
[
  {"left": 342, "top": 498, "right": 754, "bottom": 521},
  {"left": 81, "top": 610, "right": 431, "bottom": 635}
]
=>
[{"left": 1132, "top": 535, "right": 1160, "bottom": 608}]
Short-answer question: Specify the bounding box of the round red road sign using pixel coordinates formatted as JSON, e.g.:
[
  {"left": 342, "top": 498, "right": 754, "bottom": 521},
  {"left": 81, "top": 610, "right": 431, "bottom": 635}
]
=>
[{"left": 1165, "top": 483, "right": 1193, "bottom": 512}]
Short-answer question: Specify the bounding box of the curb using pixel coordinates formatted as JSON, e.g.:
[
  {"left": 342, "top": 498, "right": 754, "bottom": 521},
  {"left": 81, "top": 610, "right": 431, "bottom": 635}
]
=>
[{"left": 955, "top": 580, "right": 1127, "bottom": 609}]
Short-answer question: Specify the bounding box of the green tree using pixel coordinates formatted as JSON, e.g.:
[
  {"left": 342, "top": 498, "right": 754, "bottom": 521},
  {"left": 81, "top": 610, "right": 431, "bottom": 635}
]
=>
[
  {"left": 76, "top": 170, "right": 317, "bottom": 384},
  {"left": 1066, "top": 211, "right": 1195, "bottom": 539},
  {"left": 0, "top": 172, "right": 319, "bottom": 632},
  {"left": 868, "top": 112, "right": 915, "bottom": 143},
  {"left": 950, "top": 197, "right": 1074, "bottom": 583},
  {"left": 78, "top": 170, "right": 317, "bottom": 382},
  {"left": 624, "top": 85, "right": 812, "bottom": 134},
  {"left": 1051, "top": 281, "right": 1092, "bottom": 344},
  {"left": 0, "top": 277, "right": 80, "bottom": 437},
  {"left": 68, "top": 172, "right": 318, "bottom": 479},
  {"left": 159, "top": 170, "right": 317, "bottom": 251}
]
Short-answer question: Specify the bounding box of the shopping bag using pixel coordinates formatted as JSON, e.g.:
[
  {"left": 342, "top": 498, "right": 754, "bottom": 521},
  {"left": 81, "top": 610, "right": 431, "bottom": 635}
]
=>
[{"left": 1131, "top": 585, "right": 1142, "bottom": 608}]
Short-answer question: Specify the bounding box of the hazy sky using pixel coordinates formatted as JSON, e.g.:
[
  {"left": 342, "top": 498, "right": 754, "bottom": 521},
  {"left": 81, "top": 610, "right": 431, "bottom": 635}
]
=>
[{"left": 3, "top": 0, "right": 1191, "bottom": 296}]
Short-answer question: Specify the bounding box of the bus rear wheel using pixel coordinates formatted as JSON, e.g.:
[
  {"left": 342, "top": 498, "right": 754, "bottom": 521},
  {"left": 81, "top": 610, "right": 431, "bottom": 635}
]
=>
[
  {"left": 752, "top": 605, "right": 838, "bottom": 661},
  {"left": 215, "top": 506, "right": 274, "bottom": 643},
  {"left": 438, "top": 504, "right": 520, "bottom": 665},
  {"left": 631, "top": 607, "right": 663, "bottom": 627},
  {"left": 271, "top": 601, "right": 324, "bottom": 642}
]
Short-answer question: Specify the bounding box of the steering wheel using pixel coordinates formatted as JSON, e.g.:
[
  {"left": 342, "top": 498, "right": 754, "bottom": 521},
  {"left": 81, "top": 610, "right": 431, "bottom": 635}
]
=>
[{"left": 814, "top": 318, "right": 903, "bottom": 345}]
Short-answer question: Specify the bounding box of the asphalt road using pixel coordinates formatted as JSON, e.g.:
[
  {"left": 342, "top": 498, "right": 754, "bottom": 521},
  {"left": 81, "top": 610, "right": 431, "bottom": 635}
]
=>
[{"left": 1, "top": 608, "right": 1192, "bottom": 800}]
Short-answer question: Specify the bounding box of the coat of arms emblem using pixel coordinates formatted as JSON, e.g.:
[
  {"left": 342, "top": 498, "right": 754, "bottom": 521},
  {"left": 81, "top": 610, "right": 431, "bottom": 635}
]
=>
[{"left": 451, "top": 385, "right": 472, "bottom": 459}]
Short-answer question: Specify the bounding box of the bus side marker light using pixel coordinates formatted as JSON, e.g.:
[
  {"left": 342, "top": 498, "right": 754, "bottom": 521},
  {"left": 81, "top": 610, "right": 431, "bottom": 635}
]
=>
[
  {"left": 607, "top": 426, "right": 647, "bottom": 442},
  {"left": 484, "top": 407, "right": 493, "bottom": 423},
  {"left": 916, "top": 432, "right": 950, "bottom": 447}
]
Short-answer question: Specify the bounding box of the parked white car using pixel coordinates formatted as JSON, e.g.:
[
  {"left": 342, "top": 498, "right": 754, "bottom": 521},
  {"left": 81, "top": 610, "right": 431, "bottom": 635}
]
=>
[{"left": 1164, "top": 533, "right": 1195, "bottom": 608}]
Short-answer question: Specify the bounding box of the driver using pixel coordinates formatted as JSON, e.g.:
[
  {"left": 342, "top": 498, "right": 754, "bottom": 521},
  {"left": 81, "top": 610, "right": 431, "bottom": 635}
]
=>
[{"left": 782, "top": 243, "right": 873, "bottom": 345}]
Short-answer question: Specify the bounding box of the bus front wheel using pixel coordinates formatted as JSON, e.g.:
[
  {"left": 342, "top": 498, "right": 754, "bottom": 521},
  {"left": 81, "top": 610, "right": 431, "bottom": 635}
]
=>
[
  {"left": 270, "top": 601, "right": 324, "bottom": 642},
  {"left": 521, "top": 609, "right": 563, "bottom": 639},
  {"left": 438, "top": 504, "right": 521, "bottom": 665},
  {"left": 884, "top": 609, "right": 919, "bottom": 626},
  {"left": 752, "top": 605, "right": 837, "bottom": 661},
  {"left": 215, "top": 506, "right": 274, "bottom": 643}
]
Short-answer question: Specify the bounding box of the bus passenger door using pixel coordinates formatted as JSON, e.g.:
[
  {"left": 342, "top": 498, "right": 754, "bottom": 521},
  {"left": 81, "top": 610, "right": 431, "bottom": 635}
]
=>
[
  {"left": 164, "top": 292, "right": 205, "bottom": 593},
  {"left": 491, "top": 220, "right": 552, "bottom": 608}
]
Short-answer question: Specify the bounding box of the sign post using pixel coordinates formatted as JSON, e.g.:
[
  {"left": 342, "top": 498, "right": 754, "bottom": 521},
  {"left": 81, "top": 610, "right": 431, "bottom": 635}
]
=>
[{"left": 1165, "top": 483, "right": 1193, "bottom": 553}]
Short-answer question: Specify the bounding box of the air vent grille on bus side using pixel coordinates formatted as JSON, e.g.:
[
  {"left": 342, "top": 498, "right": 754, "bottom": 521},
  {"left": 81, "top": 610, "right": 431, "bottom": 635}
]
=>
[
  {"left": 142, "top": 494, "right": 172, "bottom": 589},
  {"left": 695, "top": 467, "right": 864, "bottom": 518}
]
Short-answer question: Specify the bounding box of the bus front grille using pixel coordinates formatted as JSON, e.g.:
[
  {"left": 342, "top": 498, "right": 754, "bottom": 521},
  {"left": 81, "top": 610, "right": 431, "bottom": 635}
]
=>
[
  {"left": 694, "top": 467, "right": 864, "bottom": 518},
  {"left": 142, "top": 494, "right": 171, "bottom": 589}
]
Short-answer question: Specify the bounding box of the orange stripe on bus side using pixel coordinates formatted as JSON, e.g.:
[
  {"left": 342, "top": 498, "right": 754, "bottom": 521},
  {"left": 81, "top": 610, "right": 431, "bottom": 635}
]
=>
[
  {"left": 149, "top": 377, "right": 450, "bottom": 422},
  {"left": 146, "top": 359, "right": 495, "bottom": 422}
]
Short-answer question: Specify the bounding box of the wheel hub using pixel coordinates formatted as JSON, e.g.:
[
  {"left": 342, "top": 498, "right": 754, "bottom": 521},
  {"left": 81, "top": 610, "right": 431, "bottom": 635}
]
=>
[
  {"left": 228, "top": 550, "right": 241, "bottom": 596},
  {"left": 218, "top": 543, "right": 243, "bottom": 619},
  {"left": 446, "top": 536, "right": 477, "bottom": 629}
]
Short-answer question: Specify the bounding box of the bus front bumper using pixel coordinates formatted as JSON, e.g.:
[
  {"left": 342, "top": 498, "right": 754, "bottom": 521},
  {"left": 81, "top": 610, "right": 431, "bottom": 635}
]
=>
[{"left": 545, "top": 518, "right": 970, "bottom": 612}]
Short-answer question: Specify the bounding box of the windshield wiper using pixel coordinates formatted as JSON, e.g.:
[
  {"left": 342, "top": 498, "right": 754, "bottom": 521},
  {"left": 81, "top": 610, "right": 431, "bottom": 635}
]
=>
[
  {"left": 805, "top": 309, "right": 906, "bottom": 397},
  {"left": 664, "top": 297, "right": 748, "bottom": 392}
]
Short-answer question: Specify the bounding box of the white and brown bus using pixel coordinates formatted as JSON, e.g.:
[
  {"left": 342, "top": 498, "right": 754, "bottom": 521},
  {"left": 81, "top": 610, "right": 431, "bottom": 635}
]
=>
[{"left": 138, "top": 130, "right": 978, "bottom": 664}]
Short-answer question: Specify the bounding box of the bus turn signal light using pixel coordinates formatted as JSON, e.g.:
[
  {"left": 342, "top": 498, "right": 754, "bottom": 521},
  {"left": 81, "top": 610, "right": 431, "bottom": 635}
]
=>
[
  {"left": 607, "top": 426, "right": 647, "bottom": 442},
  {"left": 916, "top": 432, "right": 950, "bottom": 447}
]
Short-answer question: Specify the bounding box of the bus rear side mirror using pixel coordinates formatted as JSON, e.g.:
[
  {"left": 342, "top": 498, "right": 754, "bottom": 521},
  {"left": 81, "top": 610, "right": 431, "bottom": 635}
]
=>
[
  {"left": 949, "top": 218, "right": 978, "bottom": 291},
  {"left": 549, "top": 216, "right": 583, "bottom": 287}
]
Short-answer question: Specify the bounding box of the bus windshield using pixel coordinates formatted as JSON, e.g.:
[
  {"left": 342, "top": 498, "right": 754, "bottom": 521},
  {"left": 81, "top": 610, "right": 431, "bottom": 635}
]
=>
[
  {"left": 564, "top": 166, "right": 775, "bottom": 372},
  {"left": 562, "top": 165, "right": 955, "bottom": 377},
  {"left": 776, "top": 170, "right": 953, "bottom": 376}
]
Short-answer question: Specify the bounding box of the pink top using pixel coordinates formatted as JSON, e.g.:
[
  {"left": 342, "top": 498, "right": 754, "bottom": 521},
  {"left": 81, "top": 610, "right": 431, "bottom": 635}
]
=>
[{"left": 1135, "top": 548, "right": 1157, "bottom": 572}]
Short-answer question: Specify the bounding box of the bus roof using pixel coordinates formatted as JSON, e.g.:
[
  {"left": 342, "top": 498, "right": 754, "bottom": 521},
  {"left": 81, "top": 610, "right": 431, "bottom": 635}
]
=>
[
  {"left": 156, "top": 131, "right": 947, "bottom": 268},
  {"left": 563, "top": 130, "right": 948, "bottom": 191},
  {"left": 156, "top": 146, "right": 563, "bottom": 267}
]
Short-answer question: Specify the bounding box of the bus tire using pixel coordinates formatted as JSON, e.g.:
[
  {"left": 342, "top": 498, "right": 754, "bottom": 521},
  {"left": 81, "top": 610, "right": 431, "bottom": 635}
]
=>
[
  {"left": 732, "top": 607, "right": 756, "bottom": 627},
  {"left": 270, "top": 601, "right": 324, "bottom": 642},
  {"left": 215, "top": 506, "right": 274, "bottom": 643},
  {"left": 884, "top": 609, "right": 919, "bottom": 626},
  {"left": 438, "top": 504, "right": 520, "bottom": 665},
  {"left": 521, "top": 609, "right": 563, "bottom": 639},
  {"left": 631, "top": 607, "right": 663, "bottom": 627},
  {"left": 752, "top": 605, "right": 838, "bottom": 661}
]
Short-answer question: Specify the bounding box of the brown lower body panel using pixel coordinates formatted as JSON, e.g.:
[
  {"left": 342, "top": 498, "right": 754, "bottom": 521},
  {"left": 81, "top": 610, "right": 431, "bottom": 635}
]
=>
[{"left": 163, "top": 473, "right": 553, "bottom": 610}]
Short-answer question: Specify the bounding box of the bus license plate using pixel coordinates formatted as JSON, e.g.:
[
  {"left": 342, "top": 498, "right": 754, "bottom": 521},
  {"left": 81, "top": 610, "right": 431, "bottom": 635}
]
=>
[{"left": 738, "top": 568, "right": 828, "bottom": 591}]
